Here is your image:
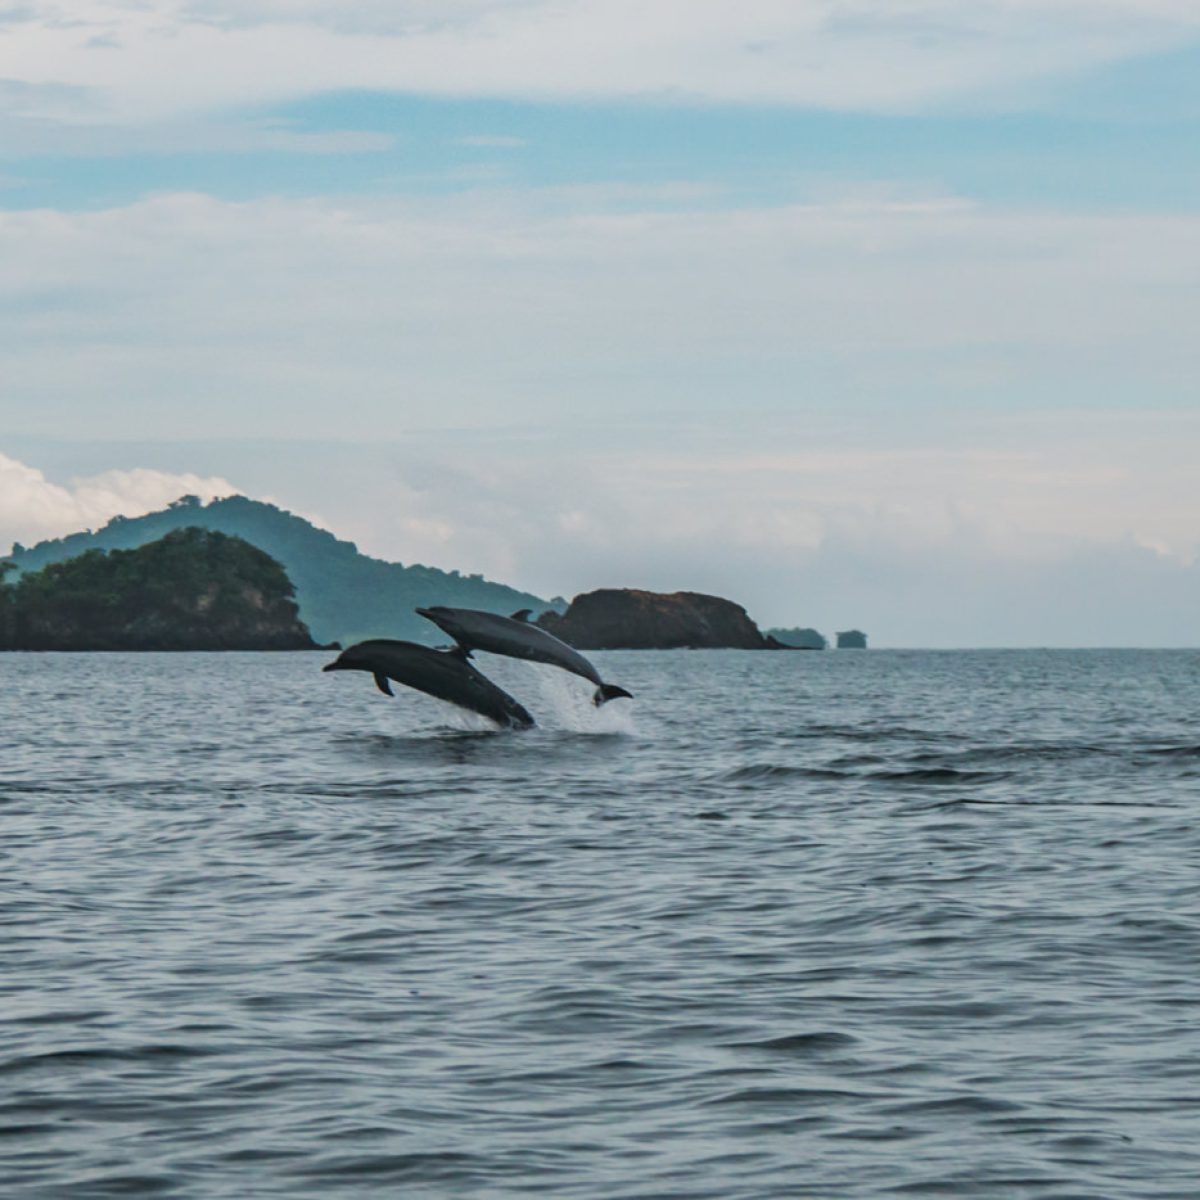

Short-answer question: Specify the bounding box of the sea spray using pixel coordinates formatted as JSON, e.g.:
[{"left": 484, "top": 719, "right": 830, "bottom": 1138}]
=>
[
  {"left": 520, "top": 662, "right": 638, "bottom": 735},
  {"left": 425, "top": 699, "right": 505, "bottom": 733}
]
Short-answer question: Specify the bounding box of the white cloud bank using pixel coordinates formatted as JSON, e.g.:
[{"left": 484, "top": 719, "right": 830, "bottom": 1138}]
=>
[
  {"left": 1, "top": 0, "right": 1199, "bottom": 125},
  {"left": 2, "top": 187, "right": 1197, "bottom": 436},
  {"left": 313, "top": 421, "right": 1199, "bottom": 645},
  {"left": 0, "top": 453, "right": 236, "bottom": 553}
]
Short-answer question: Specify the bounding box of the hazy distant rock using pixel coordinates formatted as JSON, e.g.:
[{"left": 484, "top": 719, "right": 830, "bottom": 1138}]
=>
[
  {"left": 536, "top": 589, "right": 777, "bottom": 650},
  {"left": 0, "top": 528, "right": 319, "bottom": 651},
  {"left": 766, "top": 626, "right": 827, "bottom": 650},
  {"left": 836, "top": 629, "right": 868, "bottom": 649}
]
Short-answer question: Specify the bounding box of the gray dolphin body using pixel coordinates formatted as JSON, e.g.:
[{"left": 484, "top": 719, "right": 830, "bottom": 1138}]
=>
[
  {"left": 323, "top": 639, "right": 535, "bottom": 729},
  {"left": 415, "top": 606, "right": 633, "bottom": 706}
]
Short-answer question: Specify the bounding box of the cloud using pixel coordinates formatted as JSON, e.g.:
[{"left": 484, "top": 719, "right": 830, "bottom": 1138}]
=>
[
  {"left": 0, "top": 85, "right": 395, "bottom": 157},
  {"left": 6, "top": 119, "right": 396, "bottom": 157},
  {"left": 1, "top": 188, "right": 1197, "bottom": 439},
  {"left": 452, "top": 135, "right": 528, "bottom": 148},
  {"left": 2, "top": 0, "right": 1199, "bottom": 126},
  {"left": 0, "top": 452, "right": 237, "bottom": 553},
  {"left": 327, "top": 433, "right": 1200, "bottom": 647}
]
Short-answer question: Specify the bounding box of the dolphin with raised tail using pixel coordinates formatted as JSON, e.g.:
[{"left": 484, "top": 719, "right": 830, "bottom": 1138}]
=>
[
  {"left": 323, "top": 639, "right": 535, "bottom": 729},
  {"left": 415, "top": 606, "right": 633, "bottom": 706}
]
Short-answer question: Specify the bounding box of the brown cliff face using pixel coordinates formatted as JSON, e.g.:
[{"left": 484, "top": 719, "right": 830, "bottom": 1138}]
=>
[{"left": 536, "top": 589, "right": 776, "bottom": 650}]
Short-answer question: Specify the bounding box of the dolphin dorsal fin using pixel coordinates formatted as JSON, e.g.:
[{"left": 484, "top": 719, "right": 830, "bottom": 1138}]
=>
[
  {"left": 374, "top": 673, "right": 394, "bottom": 697},
  {"left": 510, "top": 609, "right": 532, "bottom": 622}
]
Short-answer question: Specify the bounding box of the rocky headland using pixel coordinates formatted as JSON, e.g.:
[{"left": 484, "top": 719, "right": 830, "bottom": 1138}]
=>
[
  {"left": 535, "top": 588, "right": 783, "bottom": 650},
  {"left": 0, "top": 528, "right": 320, "bottom": 651}
]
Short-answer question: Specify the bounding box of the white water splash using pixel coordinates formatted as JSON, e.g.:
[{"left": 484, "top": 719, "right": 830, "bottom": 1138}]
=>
[
  {"left": 518, "top": 663, "right": 638, "bottom": 735},
  {"left": 424, "top": 698, "right": 503, "bottom": 734}
]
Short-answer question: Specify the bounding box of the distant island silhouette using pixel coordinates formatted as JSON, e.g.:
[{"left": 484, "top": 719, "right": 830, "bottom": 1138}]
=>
[
  {"left": 4, "top": 496, "right": 864, "bottom": 652},
  {"left": 766, "top": 626, "right": 828, "bottom": 650},
  {"left": 0, "top": 528, "right": 318, "bottom": 651},
  {"left": 6, "top": 495, "right": 554, "bottom": 649}
]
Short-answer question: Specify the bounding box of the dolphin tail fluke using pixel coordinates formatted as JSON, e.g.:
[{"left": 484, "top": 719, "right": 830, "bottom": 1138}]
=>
[{"left": 593, "top": 683, "right": 634, "bottom": 706}]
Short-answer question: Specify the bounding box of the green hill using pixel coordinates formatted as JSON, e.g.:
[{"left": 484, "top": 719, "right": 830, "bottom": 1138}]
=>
[
  {"left": 6, "top": 494, "right": 554, "bottom": 647},
  {"left": 0, "top": 528, "right": 318, "bottom": 651}
]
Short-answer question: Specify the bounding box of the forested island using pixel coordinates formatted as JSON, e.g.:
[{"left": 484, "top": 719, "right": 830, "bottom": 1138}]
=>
[
  {"left": 0, "top": 528, "right": 319, "bottom": 651},
  {"left": 6, "top": 494, "right": 554, "bottom": 648}
]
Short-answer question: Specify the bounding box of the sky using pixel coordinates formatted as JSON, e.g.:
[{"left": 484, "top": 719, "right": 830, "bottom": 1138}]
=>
[{"left": 1, "top": 1, "right": 1198, "bottom": 646}]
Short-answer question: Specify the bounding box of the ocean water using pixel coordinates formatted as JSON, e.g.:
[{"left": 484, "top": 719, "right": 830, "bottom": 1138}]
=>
[{"left": 1, "top": 648, "right": 1198, "bottom": 1199}]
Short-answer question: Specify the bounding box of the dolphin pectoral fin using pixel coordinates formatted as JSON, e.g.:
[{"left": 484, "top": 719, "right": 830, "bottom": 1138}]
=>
[
  {"left": 594, "top": 683, "right": 634, "bottom": 706},
  {"left": 374, "top": 673, "right": 395, "bottom": 697},
  {"left": 509, "top": 609, "right": 532, "bottom": 622},
  {"left": 446, "top": 643, "right": 473, "bottom": 661}
]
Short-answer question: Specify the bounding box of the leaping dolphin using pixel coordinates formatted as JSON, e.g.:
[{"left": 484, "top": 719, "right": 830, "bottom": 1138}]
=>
[
  {"left": 323, "top": 639, "right": 535, "bottom": 729},
  {"left": 415, "top": 606, "right": 633, "bottom": 706}
]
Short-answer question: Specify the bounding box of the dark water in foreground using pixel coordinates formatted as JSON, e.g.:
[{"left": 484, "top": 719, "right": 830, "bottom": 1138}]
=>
[{"left": 2, "top": 649, "right": 1198, "bottom": 1199}]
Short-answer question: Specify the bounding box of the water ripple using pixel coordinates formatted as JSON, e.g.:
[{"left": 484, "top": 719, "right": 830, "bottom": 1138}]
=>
[{"left": 2, "top": 648, "right": 1198, "bottom": 1198}]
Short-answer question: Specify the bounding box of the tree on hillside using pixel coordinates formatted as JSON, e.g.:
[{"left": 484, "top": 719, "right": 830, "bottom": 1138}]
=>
[
  {"left": 0, "top": 561, "right": 15, "bottom": 646},
  {"left": 2, "top": 528, "right": 317, "bottom": 651}
]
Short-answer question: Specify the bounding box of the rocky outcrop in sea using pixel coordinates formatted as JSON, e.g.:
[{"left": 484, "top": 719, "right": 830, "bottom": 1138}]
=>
[
  {"left": 766, "top": 626, "right": 828, "bottom": 650},
  {"left": 536, "top": 588, "right": 778, "bottom": 650}
]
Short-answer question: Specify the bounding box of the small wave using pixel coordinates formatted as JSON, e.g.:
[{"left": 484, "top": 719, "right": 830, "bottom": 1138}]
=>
[
  {"left": 291, "top": 1150, "right": 488, "bottom": 1184},
  {"left": 726, "top": 1031, "right": 859, "bottom": 1055},
  {"left": 909, "top": 743, "right": 1113, "bottom": 765},
  {"left": 705, "top": 1086, "right": 868, "bottom": 1107},
  {"left": 0, "top": 1043, "right": 215, "bottom": 1076},
  {"left": 785, "top": 723, "right": 968, "bottom": 743},
  {"left": 58, "top": 1171, "right": 180, "bottom": 1197},
  {"left": 867, "top": 767, "right": 1006, "bottom": 785},
  {"left": 716, "top": 764, "right": 849, "bottom": 784},
  {"left": 878, "top": 1094, "right": 1025, "bottom": 1117}
]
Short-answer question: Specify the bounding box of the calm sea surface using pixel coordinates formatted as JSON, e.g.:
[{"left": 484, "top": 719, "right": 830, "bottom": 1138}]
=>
[{"left": 2, "top": 649, "right": 1198, "bottom": 1199}]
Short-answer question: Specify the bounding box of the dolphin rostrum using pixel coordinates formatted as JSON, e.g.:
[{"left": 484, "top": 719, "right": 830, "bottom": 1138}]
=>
[
  {"left": 323, "top": 639, "right": 535, "bottom": 729},
  {"left": 415, "top": 606, "right": 633, "bottom": 706}
]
